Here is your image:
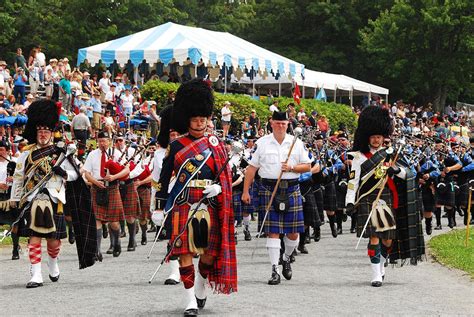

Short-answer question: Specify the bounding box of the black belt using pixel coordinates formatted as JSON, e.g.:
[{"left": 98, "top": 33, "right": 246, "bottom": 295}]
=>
[
  {"left": 261, "top": 178, "right": 299, "bottom": 187},
  {"left": 119, "top": 179, "right": 133, "bottom": 186}
]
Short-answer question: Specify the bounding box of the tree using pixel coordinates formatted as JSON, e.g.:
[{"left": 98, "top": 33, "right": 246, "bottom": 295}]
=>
[{"left": 360, "top": 0, "right": 474, "bottom": 111}]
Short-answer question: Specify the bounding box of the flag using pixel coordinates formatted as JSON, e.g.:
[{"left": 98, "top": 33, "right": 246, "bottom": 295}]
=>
[
  {"left": 316, "top": 88, "right": 327, "bottom": 102},
  {"left": 293, "top": 82, "right": 301, "bottom": 105}
]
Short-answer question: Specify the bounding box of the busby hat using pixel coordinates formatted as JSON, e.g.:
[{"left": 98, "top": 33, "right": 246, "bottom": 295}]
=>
[
  {"left": 97, "top": 131, "right": 110, "bottom": 139},
  {"left": 352, "top": 106, "right": 392, "bottom": 153},
  {"left": 171, "top": 79, "right": 214, "bottom": 134},
  {"left": 23, "top": 99, "right": 60, "bottom": 144},
  {"left": 157, "top": 105, "right": 174, "bottom": 148}
]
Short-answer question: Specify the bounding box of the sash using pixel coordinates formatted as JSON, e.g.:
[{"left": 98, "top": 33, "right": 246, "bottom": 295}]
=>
[{"left": 163, "top": 148, "right": 212, "bottom": 215}]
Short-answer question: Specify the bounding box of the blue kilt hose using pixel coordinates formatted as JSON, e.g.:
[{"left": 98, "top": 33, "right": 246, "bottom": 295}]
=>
[
  {"left": 258, "top": 179, "right": 304, "bottom": 234},
  {"left": 233, "top": 191, "right": 243, "bottom": 222}
]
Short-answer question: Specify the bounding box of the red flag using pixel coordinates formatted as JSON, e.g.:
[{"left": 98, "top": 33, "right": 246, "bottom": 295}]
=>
[{"left": 293, "top": 82, "right": 301, "bottom": 105}]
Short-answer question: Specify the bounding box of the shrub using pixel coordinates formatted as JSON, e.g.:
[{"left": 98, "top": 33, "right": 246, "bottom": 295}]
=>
[{"left": 141, "top": 80, "right": 357, "bottom": 133}]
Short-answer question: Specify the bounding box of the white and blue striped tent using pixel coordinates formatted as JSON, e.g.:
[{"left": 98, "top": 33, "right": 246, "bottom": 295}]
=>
[{"left": 77, "top": 22, "right": 305, "bottom": 77}]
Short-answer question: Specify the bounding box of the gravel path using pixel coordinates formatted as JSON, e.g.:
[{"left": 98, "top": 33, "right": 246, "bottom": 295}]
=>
[{"left": 1, "top": 215, "right": 472, "bottom": 316}]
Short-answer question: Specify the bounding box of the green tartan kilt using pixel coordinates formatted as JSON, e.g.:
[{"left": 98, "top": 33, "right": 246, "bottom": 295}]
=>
[{"left": 356, "top": 186, "right": 396, "bottom": 240}]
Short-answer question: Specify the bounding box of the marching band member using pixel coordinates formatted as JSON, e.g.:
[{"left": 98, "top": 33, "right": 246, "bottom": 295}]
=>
[
  {"left": 242, "top": 110, "right": 311, "bottom": 285},
  {"left": 155, "top": 79, "right": 237, "bottom": 316},
  {"left": 10, "top": 100, "right": 81, "bottom": 288}
]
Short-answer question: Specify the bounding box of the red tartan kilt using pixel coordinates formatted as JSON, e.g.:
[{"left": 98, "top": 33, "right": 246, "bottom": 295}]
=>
[
  {"left": 170, "top": 187, "right": 221, "bottom": 257},
  {"left": 91, "top": 185, "right": 124, "bottom": 222},
  {"left": 120, "top": 181, "right": 140, "bottom": 218},
  {"left": 137, "top": 184, "right": 151, "bottom": 220}
]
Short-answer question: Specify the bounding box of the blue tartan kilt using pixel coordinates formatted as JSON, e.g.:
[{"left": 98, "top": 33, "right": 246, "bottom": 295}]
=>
[
  {"left": 233, "top": 191, "right": 243, "bottom": 222},
  {"left": 258, "top": 182, "right": 304, "bottom": 234},
  {"left": 242, "top": 184, "right": 255, "bottom": 214}
]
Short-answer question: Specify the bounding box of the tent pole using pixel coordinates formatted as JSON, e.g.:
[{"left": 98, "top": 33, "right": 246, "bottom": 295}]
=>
[
  {"left": 386, "top": 94, "right": 388, "bottom": 105},
  {"left": 252, "top": 80, "right": 255, "bottom": 97},
  {"left": 302, "top": 78, "right": 305, "bottom": 99},
  {"left": 369, "top": 91, "right": 372, "bottom": 105},
  {"left": 334, "top": 88, "right": 337, "bottom": 102},
  {"left": 350, "top": 90, "right": 353, "bottom": 108},
  {"left": 224, "top": 66, "right": 227, "bottom": 95},
  {"left": 133, "top": 66, "right": 138, "bottom": 85},
  {"left": 195, "top": 63, "right": 198, "bottom": 78},
  {"left": 278, "top": 76, "right": 281, "bottom": 97}
]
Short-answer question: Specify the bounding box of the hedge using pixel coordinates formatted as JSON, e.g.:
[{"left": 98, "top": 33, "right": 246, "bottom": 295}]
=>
[{"left": 141, "top": 80, "right": 357, "bottom": 133}]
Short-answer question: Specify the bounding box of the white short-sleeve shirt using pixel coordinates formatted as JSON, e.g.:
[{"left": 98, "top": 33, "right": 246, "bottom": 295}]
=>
[{"left": 249, "top": 133, "right": 311, "bottom": 179}]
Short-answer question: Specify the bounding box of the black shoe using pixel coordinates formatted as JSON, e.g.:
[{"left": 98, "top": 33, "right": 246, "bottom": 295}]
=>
[
  {"left": 434, "top": 224, "right": 442, "bottom": 230},
  {"left": 350, "top": 228, "right": 356, "bottom": 234},
  {"left": 106, "top": 245, "right": 114, "bottom": 254},
  {"left": 330, "top": 223, "right": 338, "bottom": 238},
  {"left": 342, "top": 213, "right": 348, "bottom": 222},
  {"left": 49, "top": 274, "right": 60, "bottom": 282},
  {"left": 268, "top": 265, "right": 281, "bottom": 285},
  {"left": 337, "top": 227, "right": 343, "bottom": 235},
  {"left": 120, "top": 231, "right": 126, "bottom": 238},
  {"left": 236, "top": 220, "right": 242, "bottom": 227},
  {"left": 26, "top": 282, "right": 43, "bottom": 288},
  {"left": 371, "top": 281, "right": 383, "bottom": 287},
  {"left": 448, "top": 217, "right": 454, "bottom": 229},
  {"left": 127, "top": 242, "right": 136, "bottom": 252},
  {"left": 282, "top": 259, "right": 292, "bottom": 280},
  {"left": 297, "top": 244, "right": 308, "bottom": 254},
  {"left": 141, "top": 234, "right": 147, "bottom": 245},
  {"left": 147, "top": 225, "right": 157, "bottom": 233},
  {"left": 95, "top": 252, "right": 103, "bottom": 262},
  {"left": 102, "top": 225, "right": 108, "bottom": 238},
  {"left": 12, "top": 247, "right": 20, "bottom": 260},
  {"left": 314, "top": 228, "right": 321, "bottom": 242},
  {"left": 183, "top": 308, "right": 198, "bottom": 316},
  {"left": 164, "top": 278, "right": 180, "bottom": 285},
  {"left": 457, "top": 208, "right": 464, "bottom": 217},
  {"left": 113, "top": 245, "right": 121, "bottom": 257},
  {"left": 243, "top": 229, "right": 252, "bottom": 241},
  {"left": 196, "top": 296, "right": 207, "bottom": 309}
]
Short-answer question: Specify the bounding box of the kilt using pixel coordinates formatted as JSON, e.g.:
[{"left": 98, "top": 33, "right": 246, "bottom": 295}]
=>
[
  {"left": 17, "top": 201, "right": 67, "bottom": 240},
  {"left": 435, "top": 182, "right": 455, "bottom": 207},
  {"left": 232, "top": 191, "right": 243, "bottom": 222},
  {"left": 120, "top": 181, "right": 140, "bottom": 219},
  {"left": 457, "top": 182, "right": 471, "bottom": 208},
  {"left": 91, "top": 184, "right": 124, "bottom": 222},
  {"left": 421, "top": 185, "right": 435, "bottom": 212},
  {"left": 313, "top": 186, "right": 325, "bottom": 222},
  {"left": 137, "top": 185, "right": 151, "bottom": 220},
  {"left": 170, "top": 187, "right": 220, "bottom": 257},
  {"left": 356, "top": 186, "right": 396, "bottom": 240},
  {"left": 258, "top": 182, "right": 304, "bottom": 234},
  {"left": 323, "top": 180, "right": 337, "bottom": 211},
  {"left": 301, "top": 181, "right": 318, "bottom": 226},
  {"left": 242, "top": 184, "right": 255, "bottom": 215}
]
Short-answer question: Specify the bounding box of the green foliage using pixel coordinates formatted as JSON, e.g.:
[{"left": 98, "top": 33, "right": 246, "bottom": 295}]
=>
[
  {"left": 359, "top": 0, "right": 474, "bottom": 111},
  {"left": 429, "top": 229, "right": 474, "bottom": 278},
  {"left": 140, "top": 80, "right": 357, "bottom": 132}
]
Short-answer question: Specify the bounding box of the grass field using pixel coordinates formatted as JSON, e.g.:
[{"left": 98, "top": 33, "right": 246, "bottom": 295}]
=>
[{"left": 429, "top": 228, "right": 474, "bottom": 278}]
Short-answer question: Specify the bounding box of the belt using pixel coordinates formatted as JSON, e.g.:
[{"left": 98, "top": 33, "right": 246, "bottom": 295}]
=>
[
  {"left": 93, "top": 111, "right": 102, "bottom": 114},
  {"left": 119, "top": 179, "right": 134, "bottom": 186},
  {"left": 187, "top": 179, "right": 212, "bottom": 188},
  {"left": 261, "top": 178, "right": 299, "bottom": 187}
]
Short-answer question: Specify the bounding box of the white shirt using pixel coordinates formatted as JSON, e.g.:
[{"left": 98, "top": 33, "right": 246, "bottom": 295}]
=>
[
  {"left": 152, "top": 148, "right": 167, "bottom": 182},
  {"left": 105, "top": 91, "right": 115, "bottom": 103},
  {"left": 249, "top": 133, "right": 311, "bottom": 179},
  {"left": 221, "top": 106, "right": 232, "bottom": 121},
  {"left": 121, "top": 94, "right": 134, "bottom": 110},
  {"left": 269, "top": 104, "right": 279, "bottom": 113},
  {"left": 0, "top": 160, "right": 8, "bottom": 184},
  {"left": 83, "top": 148, "right": 107, "bottom": 180},
  {"left": 99, "top": 78, "right": 110, "bottom": 93},
  {"left": 297, "top": 111, "right": 306, "bottom": 121},
  {"left": 36, "top": 52, "right": 46, "bottom": 67}
]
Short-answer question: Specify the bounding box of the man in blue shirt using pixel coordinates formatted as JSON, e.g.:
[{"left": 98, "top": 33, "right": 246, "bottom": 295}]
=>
[{"left": 90, "top": 91, "right": 102, "bottom": 138}]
